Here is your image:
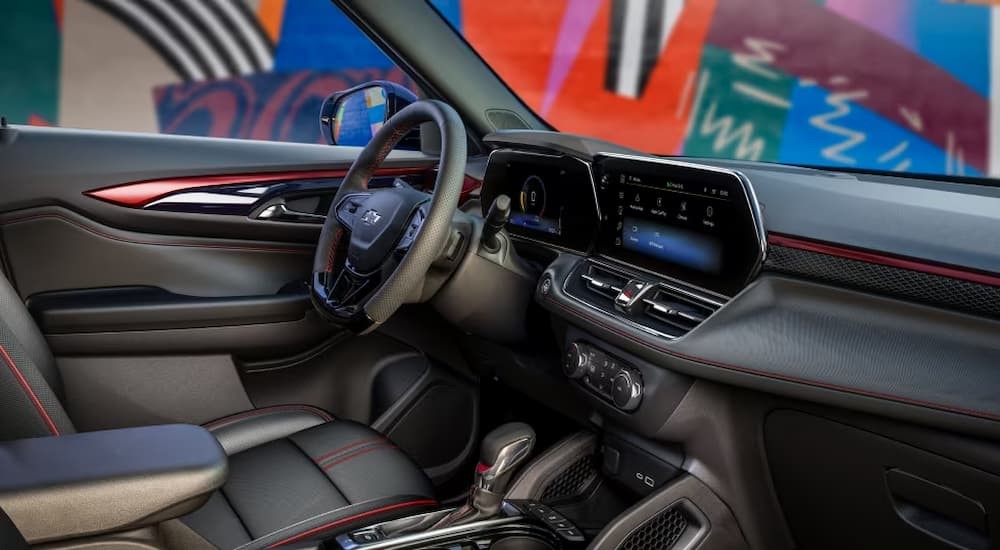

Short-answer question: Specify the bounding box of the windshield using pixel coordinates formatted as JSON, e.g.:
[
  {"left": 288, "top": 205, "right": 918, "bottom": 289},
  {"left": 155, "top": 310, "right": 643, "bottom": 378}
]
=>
[{"left": 434, "top": 0, "right": 990, "bottom": 179}]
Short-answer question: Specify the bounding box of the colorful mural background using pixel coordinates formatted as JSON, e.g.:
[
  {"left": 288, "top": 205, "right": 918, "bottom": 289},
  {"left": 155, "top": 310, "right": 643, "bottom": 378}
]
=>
[
  {"left": 458, "top": 0, "right": 997, "bottom": 177},
  {"left": 2, "top": 0, "right": 997, "bottom": 177},
  {"left": 1, "top": 0, "right": 415, "bottom": 144}
]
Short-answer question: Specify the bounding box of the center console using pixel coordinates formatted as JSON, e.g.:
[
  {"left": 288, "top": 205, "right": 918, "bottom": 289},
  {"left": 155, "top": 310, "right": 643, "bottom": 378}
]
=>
[
  {"left": 335, "top": 503, "right": 581, "bottom": 550},
  {"left": 328, "top": 423, "right": 587, "bottom": 550}
]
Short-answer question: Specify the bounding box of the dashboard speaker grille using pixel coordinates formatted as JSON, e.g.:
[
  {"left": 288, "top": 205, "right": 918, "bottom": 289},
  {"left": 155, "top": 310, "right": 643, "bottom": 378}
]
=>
[
  {"left": 765, "top": 245, "right": 1000, "bottom": 320},
  {"left": 618, "top": 507, "right": 690, "bottom": 550},
  {"left": 540, "top": 454, "right": 598, "bottom": 502},
  {"left": 485, "top": 109, "right": 531, "bottom": 130}
]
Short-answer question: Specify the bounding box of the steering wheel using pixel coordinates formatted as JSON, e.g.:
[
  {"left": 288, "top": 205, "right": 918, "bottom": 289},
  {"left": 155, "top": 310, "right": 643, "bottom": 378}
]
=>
[{"left": 311, "top": 100, "right": 466, "bottom": 333}]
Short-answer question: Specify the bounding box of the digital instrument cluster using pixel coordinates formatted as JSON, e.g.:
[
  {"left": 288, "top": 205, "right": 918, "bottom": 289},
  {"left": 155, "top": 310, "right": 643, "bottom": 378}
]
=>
[
  {"left": 480, "top": 150, "right": 764, "bottom": 296},
  {"left": 479, "top": 151, "right": 598, "bottom": 251}
]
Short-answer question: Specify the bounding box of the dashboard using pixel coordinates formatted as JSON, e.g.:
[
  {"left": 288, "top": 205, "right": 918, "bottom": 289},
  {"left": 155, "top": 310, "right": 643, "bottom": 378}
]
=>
[
  {"left": 480, "top": 150, "right": 765, "bottom": 297},
  {"left": 474, "top": 133, "right": 1000, "bottom": 444}
]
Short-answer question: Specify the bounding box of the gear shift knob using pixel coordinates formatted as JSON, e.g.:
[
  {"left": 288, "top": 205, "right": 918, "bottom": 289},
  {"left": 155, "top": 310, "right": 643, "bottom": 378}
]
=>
[
  {"left": 432, "top": 423, "right": 535, "bottom": 529},
  {"left": 475, "top": 423, "right": 535, "bottom": 494}
]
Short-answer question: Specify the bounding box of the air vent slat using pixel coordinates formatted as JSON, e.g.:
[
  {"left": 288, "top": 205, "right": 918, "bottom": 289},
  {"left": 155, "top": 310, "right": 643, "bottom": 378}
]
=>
[
  {"left": 639, "top": 288, "right": 717, "bottom": 336},
  {"left": 581, "top": 265, "right": 629, "bottom": 301}
]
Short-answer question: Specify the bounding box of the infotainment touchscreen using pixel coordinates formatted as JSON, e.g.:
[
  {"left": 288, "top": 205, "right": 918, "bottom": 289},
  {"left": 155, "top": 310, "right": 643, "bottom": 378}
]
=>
[{"left": 594, "top": 155, "right": 763, "bottom": 296}]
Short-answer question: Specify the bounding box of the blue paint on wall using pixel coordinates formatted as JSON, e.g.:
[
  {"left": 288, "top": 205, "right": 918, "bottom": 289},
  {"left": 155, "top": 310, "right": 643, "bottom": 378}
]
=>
[{"left": 274, "top": 0, "right": 394, "bottom": 71}]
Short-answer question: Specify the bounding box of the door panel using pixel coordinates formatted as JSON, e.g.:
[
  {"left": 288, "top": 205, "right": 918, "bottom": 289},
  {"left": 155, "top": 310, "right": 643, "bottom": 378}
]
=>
[
  {"left": 2, "top": 207, "right": 312, "bottom": 298},
  {"left": 0, "top": 126, "right": 446, "bottom": 428},
  {"left": 0, "top": 126, "right": 435, "bottom": 242}
]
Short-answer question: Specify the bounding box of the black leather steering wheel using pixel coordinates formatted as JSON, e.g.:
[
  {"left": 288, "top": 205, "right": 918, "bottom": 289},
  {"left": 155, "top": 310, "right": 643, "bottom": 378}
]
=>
[{"left": 311, "top": 100, "right": 466, "bottom": 332}]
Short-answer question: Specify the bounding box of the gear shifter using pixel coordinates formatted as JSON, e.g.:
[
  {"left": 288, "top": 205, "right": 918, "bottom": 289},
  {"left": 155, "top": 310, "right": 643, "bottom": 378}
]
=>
[
  {"left": 433, "top": 422, "right": 535, "bottom": 528},
  {"left": 480, "top": 194, "right": 511, "bottom": 253}
]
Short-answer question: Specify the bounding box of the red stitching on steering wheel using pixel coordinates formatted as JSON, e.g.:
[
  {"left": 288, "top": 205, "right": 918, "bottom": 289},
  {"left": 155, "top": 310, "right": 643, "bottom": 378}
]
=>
[{"left": 325, "top": 227, "right": 345, "bottom": 272}]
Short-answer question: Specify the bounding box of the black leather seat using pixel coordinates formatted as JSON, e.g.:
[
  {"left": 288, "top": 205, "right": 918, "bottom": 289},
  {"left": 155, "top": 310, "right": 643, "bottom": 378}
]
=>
[{"left": 0, "top": 274, "right": 436, "bottom": 549}]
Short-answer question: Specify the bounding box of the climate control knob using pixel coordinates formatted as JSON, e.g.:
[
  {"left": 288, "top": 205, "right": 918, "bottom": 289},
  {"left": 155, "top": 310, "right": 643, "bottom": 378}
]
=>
[
  {"left": 611, "top": 369, "right": 643, "bottom": 411},
  {"left": 563, "top": 342, "right": 589, "bottom": 379}
]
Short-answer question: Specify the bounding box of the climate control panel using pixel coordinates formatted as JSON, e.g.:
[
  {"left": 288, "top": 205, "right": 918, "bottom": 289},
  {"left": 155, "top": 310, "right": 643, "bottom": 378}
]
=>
[{"left": 564, "top": 341, "right": 643, "bottom": 411}]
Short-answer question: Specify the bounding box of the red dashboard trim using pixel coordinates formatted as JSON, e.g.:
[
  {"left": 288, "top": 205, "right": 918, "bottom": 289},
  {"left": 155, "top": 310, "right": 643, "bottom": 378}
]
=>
[
  {"left": 85, "top": 167, "right": 432, "bottom": 208},
  {"left": 768, "top": 233, "right": 1000, "bottom": 288}
]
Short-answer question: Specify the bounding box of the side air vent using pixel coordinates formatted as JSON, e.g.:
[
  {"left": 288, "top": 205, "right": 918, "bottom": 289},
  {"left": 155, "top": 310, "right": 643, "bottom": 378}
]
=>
[{"left": 580, "top": 264, "right": 629, "bottom": 301}]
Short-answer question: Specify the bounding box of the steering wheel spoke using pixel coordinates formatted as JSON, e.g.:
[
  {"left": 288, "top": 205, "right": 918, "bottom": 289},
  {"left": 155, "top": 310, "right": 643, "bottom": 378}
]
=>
[
  {"left": 395, "top": 201, "right": 430, "bottom": 255},
  {"left": 334, "top": 192, "right": 372, "bottom": 231}
]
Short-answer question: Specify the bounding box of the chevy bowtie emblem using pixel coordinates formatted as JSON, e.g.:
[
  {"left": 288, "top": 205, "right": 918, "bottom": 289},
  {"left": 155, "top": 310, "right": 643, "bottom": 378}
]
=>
[{"left": 360, "top": 209, "right": 382, "bottom": 225}]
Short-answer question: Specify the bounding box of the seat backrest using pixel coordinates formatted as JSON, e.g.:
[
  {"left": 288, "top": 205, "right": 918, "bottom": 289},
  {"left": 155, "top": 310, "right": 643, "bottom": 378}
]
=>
[{"left": 0, "top": 272, "right": 75, "bottom": 440}]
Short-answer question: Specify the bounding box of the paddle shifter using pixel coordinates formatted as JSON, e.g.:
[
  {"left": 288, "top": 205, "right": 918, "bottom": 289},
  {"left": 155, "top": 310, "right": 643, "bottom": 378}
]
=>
[{"left": 434, "top": 422, "right": 536, "bottom": 528}]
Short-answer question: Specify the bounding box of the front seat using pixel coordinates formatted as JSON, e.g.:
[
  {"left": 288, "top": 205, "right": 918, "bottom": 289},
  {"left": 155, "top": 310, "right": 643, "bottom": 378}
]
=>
[{"left": 0, "top": 274, "right": 436, "bottom": 548}]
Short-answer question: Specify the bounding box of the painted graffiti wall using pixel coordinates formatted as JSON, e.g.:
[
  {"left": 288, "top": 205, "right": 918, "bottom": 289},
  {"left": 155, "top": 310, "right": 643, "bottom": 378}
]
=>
[
  {"left": 3, "top": 0, "right": 995, "bottom": 178},
  {"left": 457, "top": 0, "right": 996, "bottom": 177},
  {"left": 2, "top": 0, "right": 414, "bottom": 143}
]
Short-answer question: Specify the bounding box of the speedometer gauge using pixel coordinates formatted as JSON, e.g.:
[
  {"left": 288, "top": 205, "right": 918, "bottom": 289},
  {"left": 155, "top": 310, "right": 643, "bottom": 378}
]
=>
[{"left": 519, "top": 175, "right": 547, "bottom": 216}]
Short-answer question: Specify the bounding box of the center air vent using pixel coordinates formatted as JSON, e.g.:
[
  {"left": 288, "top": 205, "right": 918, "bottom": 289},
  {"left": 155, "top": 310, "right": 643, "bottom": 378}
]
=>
[
  {"left": 564, "top": 260, "right": 721, "bottom": 339},
  {"left": 581, "top": 264, "right": 629, "bottom": 301},
  {"left": 641, "top": 288, "right": 716, "bottom": 334}
]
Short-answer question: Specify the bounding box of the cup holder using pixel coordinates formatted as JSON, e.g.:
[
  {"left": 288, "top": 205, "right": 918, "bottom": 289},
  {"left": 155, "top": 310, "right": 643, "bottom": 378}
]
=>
[{"left": 489, "top": 535, "right": 556, "bottom": 550}]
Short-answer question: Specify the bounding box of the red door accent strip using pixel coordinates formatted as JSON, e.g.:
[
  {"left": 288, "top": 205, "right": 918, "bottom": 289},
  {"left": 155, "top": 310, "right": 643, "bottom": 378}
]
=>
[{"left": 86, "top": 167, "right": 430, "bottom": 208}]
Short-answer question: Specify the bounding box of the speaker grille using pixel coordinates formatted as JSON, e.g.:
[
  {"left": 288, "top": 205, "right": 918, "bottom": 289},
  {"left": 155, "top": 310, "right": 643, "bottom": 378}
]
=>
[
  {"left": 765, "top": 244, "right": 1000, "bottom": 320},
  {"left": 485, "top": 108, "right": 530, "bottom": 130},
  {"left": 619, "top": 507, "right": 689, "bottom": 550},
  {"left": 541, "top": 454, "right": 598, "bottom": 502}
]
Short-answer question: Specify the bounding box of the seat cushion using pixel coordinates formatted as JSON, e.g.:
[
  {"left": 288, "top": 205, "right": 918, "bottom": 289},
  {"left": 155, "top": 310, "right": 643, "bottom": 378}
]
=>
[{"left": 183, "top": 406, "right": 436, "bottom": 549}]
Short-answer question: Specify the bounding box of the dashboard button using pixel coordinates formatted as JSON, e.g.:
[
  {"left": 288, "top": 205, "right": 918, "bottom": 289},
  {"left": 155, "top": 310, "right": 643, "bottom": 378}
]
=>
[
  {"left": 563, "top": 342, "right": 589, "bottom": 379},
  {"left": 612, "top": 370, "right": 643, "bottom": 411},
  {"left": 558, "top": 528, "right": 584, "bottom": 542}
]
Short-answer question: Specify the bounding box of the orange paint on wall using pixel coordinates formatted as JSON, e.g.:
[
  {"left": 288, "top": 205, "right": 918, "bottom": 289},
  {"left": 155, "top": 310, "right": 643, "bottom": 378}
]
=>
[
  {"left": 462, "top": 0, "right": 717, "bottom": 154},
  {"left": 462, "top": 0, "right": 568, "bottom": 111},
  {"left": 258, "top": 0, "right": 287, "bottom": 43},
  {"left": 546, "top": 0, "right": 718, "bottom": 153}
]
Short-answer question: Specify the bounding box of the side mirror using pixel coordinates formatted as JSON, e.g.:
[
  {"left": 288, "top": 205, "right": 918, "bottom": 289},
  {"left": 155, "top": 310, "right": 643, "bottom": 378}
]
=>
[{"left": 319, "top": 81, "right": 418, "bottom": 147}]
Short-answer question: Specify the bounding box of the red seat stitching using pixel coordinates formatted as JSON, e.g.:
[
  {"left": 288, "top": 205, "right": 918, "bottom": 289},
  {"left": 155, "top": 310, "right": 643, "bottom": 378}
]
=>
[
  {"left": 264, "top": 499, "right": 438, "bottom": 549},
  {"left": 0, "top": 343, "right": 59, "bottom": 436},
  {"left": 313, "top": 435, "right": 387, "bottom": 465},
  {"left": 321, "top": 443, "right": 396, "bottom": 471},
  {"left": 203, "top": 405, "right": 334, "bottom": 430}
]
